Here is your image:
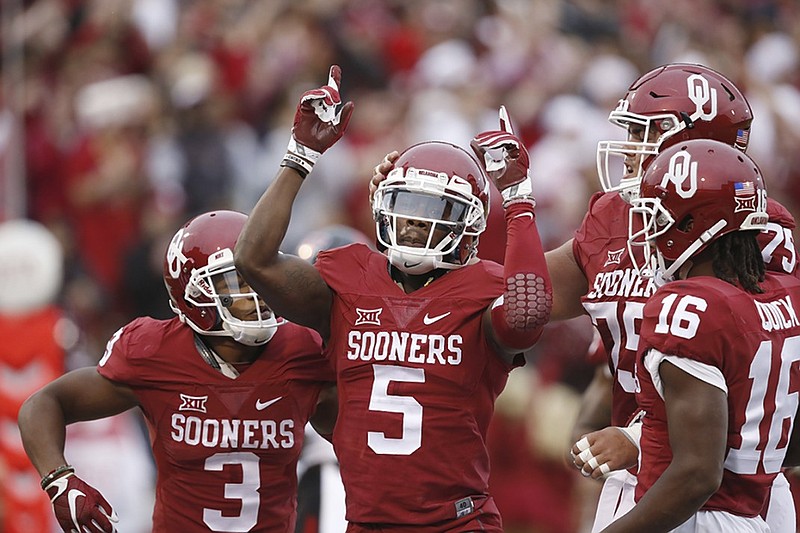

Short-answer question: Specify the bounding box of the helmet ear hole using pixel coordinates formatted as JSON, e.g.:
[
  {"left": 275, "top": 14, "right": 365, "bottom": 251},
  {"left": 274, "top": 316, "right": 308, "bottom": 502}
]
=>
[{"left": 677, "top": 215, "right": 694, "bottom": 232}]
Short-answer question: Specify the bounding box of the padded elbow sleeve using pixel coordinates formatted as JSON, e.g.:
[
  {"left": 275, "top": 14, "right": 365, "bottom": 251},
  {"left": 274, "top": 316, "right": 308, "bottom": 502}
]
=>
[{"left": 490, "top": 202, "right": 552, "bottom": 350}]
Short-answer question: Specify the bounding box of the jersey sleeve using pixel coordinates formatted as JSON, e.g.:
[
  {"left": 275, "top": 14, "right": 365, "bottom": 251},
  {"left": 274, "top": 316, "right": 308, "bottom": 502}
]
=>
[
  {"left": 96, "top": 317, "right": 158, "bottom": 388},
  {"left": 316, "top": 243, "right": 371, "bottom": 295},
  {"left": 572, "top": 191, "right": 619, "bottom": 278},
  {"left": 639, "top": 281, "right": 731, "bottom": 371},
  {"left": 762, "top": 197, "right": 798, "bottom": 277},
  {"left": 280, "top": 324, "right": 335, "bottom": 383}
]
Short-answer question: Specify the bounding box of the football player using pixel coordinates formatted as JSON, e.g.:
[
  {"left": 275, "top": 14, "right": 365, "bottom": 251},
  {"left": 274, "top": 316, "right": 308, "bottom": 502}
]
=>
[
  {"left": 564, "top": 64, "right": 797, "bottom": 533},
  {"left": 235, "top": 66, "right": 552, "bottom": 532},
  {"left": 18, "top": 210, "right": 337, "bottom": 533},
  {"left": 369, "top": 63, "right": 798, "bottom": 532},
  {"left": 600, "top": 139, "right": 800, "bottom": 532}
]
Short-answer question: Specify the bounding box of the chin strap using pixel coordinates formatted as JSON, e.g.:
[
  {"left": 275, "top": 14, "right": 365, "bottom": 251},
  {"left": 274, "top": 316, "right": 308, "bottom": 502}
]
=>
[{"left": 194, "top": 335, "right": 240, "bottom": 379}]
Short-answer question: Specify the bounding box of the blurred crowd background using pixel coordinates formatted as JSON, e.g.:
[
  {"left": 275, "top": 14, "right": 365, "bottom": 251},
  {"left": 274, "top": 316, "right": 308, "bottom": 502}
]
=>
[{"left": 1, "top": 1, "right": 799, "bottom": 532}]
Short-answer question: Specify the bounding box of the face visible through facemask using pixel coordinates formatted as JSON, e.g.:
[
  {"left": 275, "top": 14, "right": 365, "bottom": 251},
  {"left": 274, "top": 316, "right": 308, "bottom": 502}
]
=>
[
  {"left": 210, "top": 270, "right": 280, "bottom": 345},
  {"left": 390, "top": 192, "right": 462, "bottom": 249},
  {"left": 212, "top": 272, "right": 264, "bottom": 319},
  {"left": 621, "top": 122, "right": 662, "bottom": 181}
]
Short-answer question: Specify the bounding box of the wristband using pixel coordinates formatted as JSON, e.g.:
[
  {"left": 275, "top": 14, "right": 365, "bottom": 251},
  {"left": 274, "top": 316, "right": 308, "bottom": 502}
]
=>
[
  {"left": 41, "top": 464, "right": 75, "bottom": 490},
  {"left": 282, "top": 137, "right": 322, "bottom": 178},
  {"left": 501, "top": 176, "right": 536, "bottom": 208},
  {"left": 617, "top": 421, "right": 642, "bottom": 450},
  {"left": 280, "top": 156, "right": 311, "bottom": 179}
]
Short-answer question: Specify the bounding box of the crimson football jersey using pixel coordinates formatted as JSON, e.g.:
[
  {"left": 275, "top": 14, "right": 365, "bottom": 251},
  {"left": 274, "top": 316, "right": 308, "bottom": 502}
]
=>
[
  {"left": 574, "top": 192, "right": 798, "bottom": 428},
  {"left": 574, "top": 192, "right": 659, "bottom": 427},
  {"left": 315, "top": 243, "right": 515, "bottom": 531},
  {"left": 636, "top": 273, "right": 800, "bottom": 517},
  {"left": 97, "top": 317, "right": 333, "bottom": 533}
]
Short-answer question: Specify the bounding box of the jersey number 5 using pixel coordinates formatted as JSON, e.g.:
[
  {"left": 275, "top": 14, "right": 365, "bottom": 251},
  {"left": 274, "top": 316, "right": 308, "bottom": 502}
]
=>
[{"left": 367, "top": 365, "right": 425, "bottom": 455}]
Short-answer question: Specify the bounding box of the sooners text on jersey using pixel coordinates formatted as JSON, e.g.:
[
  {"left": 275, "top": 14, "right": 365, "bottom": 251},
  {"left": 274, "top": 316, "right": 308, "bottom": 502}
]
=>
[
  {"left": 97, "top": 317, "right": 333, "bottom": 533},
  {"left": 316, "top": 243, "right": 514, "bottom": 532},
  {"left": 573, "top": 192, "right": 798, "bottom": 427}
]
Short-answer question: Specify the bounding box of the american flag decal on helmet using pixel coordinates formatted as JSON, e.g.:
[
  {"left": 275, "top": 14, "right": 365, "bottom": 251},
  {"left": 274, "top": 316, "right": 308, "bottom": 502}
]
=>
[
  {"left": 736, "top": 128, "right": 750, "bottom": 149},
  {"left": 734, "top": 181, "right": 755, "bottom": 196}
]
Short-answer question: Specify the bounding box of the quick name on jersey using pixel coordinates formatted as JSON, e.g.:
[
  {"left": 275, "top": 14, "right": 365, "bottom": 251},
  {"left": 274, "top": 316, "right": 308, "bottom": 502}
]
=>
[{"left": 755, "top": 295, "right": 800, "bottom": 332}]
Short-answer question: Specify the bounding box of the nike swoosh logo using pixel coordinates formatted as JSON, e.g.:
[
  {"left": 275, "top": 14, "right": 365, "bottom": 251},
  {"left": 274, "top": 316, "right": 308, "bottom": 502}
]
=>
[
  {"left": 404, "top": 261, "right": 422, "bottom": 268},
  {"left": 423, "top": 312, "right": 451, "bottom": 325},
  {"left": 514, "top": 212, "right": 534, "bottom": 220},
  {"left": 68, "top": 489, "right": 86, "bottom": 528},
  {"left": 256, "top": 397, "right": 283, "bottom": 410}
]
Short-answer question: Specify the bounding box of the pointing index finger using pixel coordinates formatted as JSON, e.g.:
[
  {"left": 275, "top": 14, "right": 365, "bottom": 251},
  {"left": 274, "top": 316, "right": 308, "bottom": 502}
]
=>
[
  {"left": 328, "top": 65, "right": 341, "bottom": 92},
  {"left": 498, "top": 105, "right": 513, "bottom": 134}
]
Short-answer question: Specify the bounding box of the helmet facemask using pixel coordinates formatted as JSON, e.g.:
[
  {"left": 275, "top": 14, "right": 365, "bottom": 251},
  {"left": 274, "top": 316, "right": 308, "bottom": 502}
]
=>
[
  {"left": 597, "top": 99, "right": 686, "bottom": 204},
  {"left": 177, "top": 248, "right": 284, "bottom": 346},
  {"left": 373, "top": 166, "right": 486, "bottom": 275},
  {"left": 627, "top": 195, "right": 715, "bottom": 286}
]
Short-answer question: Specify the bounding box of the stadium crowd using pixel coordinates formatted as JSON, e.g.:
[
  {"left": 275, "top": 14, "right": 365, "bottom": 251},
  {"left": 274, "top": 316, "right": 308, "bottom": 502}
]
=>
[{"left": 1, "top": 1, "right": 799, "bottom": 532}]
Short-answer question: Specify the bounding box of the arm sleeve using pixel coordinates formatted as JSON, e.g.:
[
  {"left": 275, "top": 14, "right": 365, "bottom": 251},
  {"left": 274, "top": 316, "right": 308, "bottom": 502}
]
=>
[{"left": 489, "top": 201, "right": 553, "bottom": 351}]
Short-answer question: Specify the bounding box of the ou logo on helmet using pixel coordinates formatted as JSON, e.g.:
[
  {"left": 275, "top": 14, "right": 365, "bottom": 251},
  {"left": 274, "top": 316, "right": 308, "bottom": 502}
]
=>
[
  {"left": 686, "top": 74, "right": 718, "bottom": 122},
  {"left": 167, "top": 228, "right": 189, "bottom": 279},
  {"left": 660, "top": 151, "right": 697, "bottom": 199}
]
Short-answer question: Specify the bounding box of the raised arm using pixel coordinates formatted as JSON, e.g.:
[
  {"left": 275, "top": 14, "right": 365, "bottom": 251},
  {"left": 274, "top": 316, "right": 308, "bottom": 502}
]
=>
[
  {"left": 18, "top": 367, "right": 139, "bottom": 532},
  {"left": 235, "top": 66, "right": 354, "bottom": 340},
  {"left": 471, "top": 107, "right": 553, "bottom": 361}
]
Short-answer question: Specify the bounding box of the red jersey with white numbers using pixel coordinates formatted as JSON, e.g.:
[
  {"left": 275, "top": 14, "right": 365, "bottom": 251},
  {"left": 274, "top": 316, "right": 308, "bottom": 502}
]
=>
[
  {"left": 574, "top": 192, "right": 658, "bottom": 426},
  {"left": 316, "top": 243, "right": 514, "bottom": 531},
  {"left": 97, "top": 317, "right": 333, "bottom": 533},
  {"left": 636, "top": 273, "right": 800, "bottom": 517},
  {"left": 573, "top": 192, "right": 798, "bottom": 427}
]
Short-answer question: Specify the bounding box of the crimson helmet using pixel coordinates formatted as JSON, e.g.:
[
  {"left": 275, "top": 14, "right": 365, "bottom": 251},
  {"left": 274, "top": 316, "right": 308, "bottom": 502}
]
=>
[
  {"left": 163, "top": 210, "right": 283, "bottom": 345},
  {"left": 598, "top": 63, "right": 753, "bottom": 202},
  {"left": 628, "top": 139, "right": 767, "bottom": 284},
  {"left": 372, "top": 141, "right": 490, "bottom": 274}
]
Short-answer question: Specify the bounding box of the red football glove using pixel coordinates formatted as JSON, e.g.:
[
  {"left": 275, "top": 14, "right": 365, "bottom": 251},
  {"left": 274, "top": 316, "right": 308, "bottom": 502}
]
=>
[
  {"left": 45, "top": 472, "right": 119, "bottom": 533},
  {"left": 282, "top": 65, "right": 355, "bottom": 178},
  {"left": 470, "top": 106, "right": 534, "bottom": 207}
]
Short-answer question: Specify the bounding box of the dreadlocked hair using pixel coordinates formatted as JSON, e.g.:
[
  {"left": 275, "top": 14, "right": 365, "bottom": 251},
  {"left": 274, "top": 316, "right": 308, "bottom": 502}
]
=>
[{"left": 709, "top": 230, "right": 765, "bottom": 294}]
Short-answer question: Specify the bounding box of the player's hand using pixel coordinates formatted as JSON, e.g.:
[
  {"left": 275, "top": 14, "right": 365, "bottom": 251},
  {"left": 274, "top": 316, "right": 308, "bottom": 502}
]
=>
[
  {"left": 283, "top": 65, "right": 355, "bottom": 178},
  {"left": 470, "top": 106, "right": 534, "bottom": 207},
  {"left": 570, "top": 427, "right": 639, "bottom": 480},
  {"left": 45, "top": 472, "right": 119, "bottom": 532},
  {"left": 368, "top": 151, "right": 400, "bottom": 205}
]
